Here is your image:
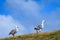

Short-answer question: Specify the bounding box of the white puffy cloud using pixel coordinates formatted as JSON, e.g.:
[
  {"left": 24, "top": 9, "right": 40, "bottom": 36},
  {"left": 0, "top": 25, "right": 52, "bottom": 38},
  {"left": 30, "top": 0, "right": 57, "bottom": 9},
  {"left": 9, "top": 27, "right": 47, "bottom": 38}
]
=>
[
  {"left": 4, "top": 0, "right": 44, "bottom": 30},
  {"left": 2, "top": 0, "right": 60, "bottom": 36},
  {"left": 0, "top": 15, "right": 26, "bottom": 38}
]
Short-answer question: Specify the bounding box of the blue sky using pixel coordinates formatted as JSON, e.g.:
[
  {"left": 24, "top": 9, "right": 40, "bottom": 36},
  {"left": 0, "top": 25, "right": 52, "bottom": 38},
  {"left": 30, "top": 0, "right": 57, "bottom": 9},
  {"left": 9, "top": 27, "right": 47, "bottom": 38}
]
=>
[{"left": 0, "top": 0, "right": 60, "bottom": 38}]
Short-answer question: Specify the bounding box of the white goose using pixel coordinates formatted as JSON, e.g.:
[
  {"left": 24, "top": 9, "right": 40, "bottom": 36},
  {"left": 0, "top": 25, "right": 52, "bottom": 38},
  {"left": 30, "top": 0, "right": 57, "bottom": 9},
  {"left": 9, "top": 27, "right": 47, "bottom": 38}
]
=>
[
  {"left": 34, "top": 20, "right": 45, "bottom": 33},
  {"left": 9, "top": 25, "right": 19, "bottom": 37}
]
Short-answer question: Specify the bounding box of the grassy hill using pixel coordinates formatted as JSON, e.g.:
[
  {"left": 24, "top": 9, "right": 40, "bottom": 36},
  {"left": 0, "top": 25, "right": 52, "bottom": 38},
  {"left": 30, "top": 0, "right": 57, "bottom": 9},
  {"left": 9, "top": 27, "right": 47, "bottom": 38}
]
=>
[{"left": 0, "top": 30, "right": 60, "bottom": 40}]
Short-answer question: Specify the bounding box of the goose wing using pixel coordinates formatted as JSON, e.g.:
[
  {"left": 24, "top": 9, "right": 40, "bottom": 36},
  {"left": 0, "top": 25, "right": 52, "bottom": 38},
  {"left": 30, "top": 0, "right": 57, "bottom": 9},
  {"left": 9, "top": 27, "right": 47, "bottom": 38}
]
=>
[{"left": 9, "top": 29, "right": 17, "bottom": 35}]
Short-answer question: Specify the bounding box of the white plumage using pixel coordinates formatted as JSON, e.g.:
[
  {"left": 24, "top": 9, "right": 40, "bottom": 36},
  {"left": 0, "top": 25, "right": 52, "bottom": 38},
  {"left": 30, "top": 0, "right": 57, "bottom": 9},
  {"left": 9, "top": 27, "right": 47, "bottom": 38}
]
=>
[
  {"left": 34, "top": 20, "right": 45, "bottom": 33},
  {"left": 9, "top": 25, "right": 19, "bottom": 37}
]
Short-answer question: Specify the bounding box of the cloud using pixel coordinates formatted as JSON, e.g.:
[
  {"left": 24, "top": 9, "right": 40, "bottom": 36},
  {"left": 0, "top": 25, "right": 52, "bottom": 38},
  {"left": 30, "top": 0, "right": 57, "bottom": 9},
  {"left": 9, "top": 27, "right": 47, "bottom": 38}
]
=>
[
  {"left": 5, "top": 0, "right": 44, "bottom": 19},
  {"left": 4, "top": 0, "right": 44, "bottom": 30},
  {"left": 0, "top": 15, "right": 26, "bottom": 38},
  {"left": 1, "top": 0, "right": 60, "bottom": 36}
]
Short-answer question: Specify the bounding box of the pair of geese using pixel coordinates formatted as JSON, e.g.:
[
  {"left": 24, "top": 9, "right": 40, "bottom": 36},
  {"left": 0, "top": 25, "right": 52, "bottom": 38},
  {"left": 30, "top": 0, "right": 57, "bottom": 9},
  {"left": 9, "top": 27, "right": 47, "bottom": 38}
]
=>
[{"left": 9, "top": 20, "right": 45, "bottom": 37}]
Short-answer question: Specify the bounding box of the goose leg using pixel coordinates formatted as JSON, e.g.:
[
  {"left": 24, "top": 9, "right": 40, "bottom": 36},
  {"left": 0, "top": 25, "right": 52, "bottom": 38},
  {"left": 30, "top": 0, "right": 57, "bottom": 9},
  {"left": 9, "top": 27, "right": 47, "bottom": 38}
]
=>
[{"left": 36, "top": 30, "right": 38, "bottom": 33}]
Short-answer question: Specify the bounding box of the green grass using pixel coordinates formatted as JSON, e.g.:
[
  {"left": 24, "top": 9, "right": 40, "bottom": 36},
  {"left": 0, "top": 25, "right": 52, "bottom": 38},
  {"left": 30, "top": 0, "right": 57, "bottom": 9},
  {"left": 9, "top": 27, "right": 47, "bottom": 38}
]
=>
[{"left": 0, "top": 30, "right": 60, "bottom": 40}]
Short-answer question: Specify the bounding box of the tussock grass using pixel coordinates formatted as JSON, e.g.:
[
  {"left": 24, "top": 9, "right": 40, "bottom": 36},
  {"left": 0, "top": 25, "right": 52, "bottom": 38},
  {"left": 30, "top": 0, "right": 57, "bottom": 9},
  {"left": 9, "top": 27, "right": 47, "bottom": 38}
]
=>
[{"left": 0, "top": 30, "right": 60, "bottom": 40}]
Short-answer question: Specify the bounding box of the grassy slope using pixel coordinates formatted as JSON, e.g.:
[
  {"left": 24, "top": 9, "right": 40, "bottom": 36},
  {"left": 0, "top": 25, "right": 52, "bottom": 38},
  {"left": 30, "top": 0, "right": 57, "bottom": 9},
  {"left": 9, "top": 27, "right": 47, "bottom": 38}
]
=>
[{"left": 0, "top": 30, "right": 60, "bottom": 40}]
